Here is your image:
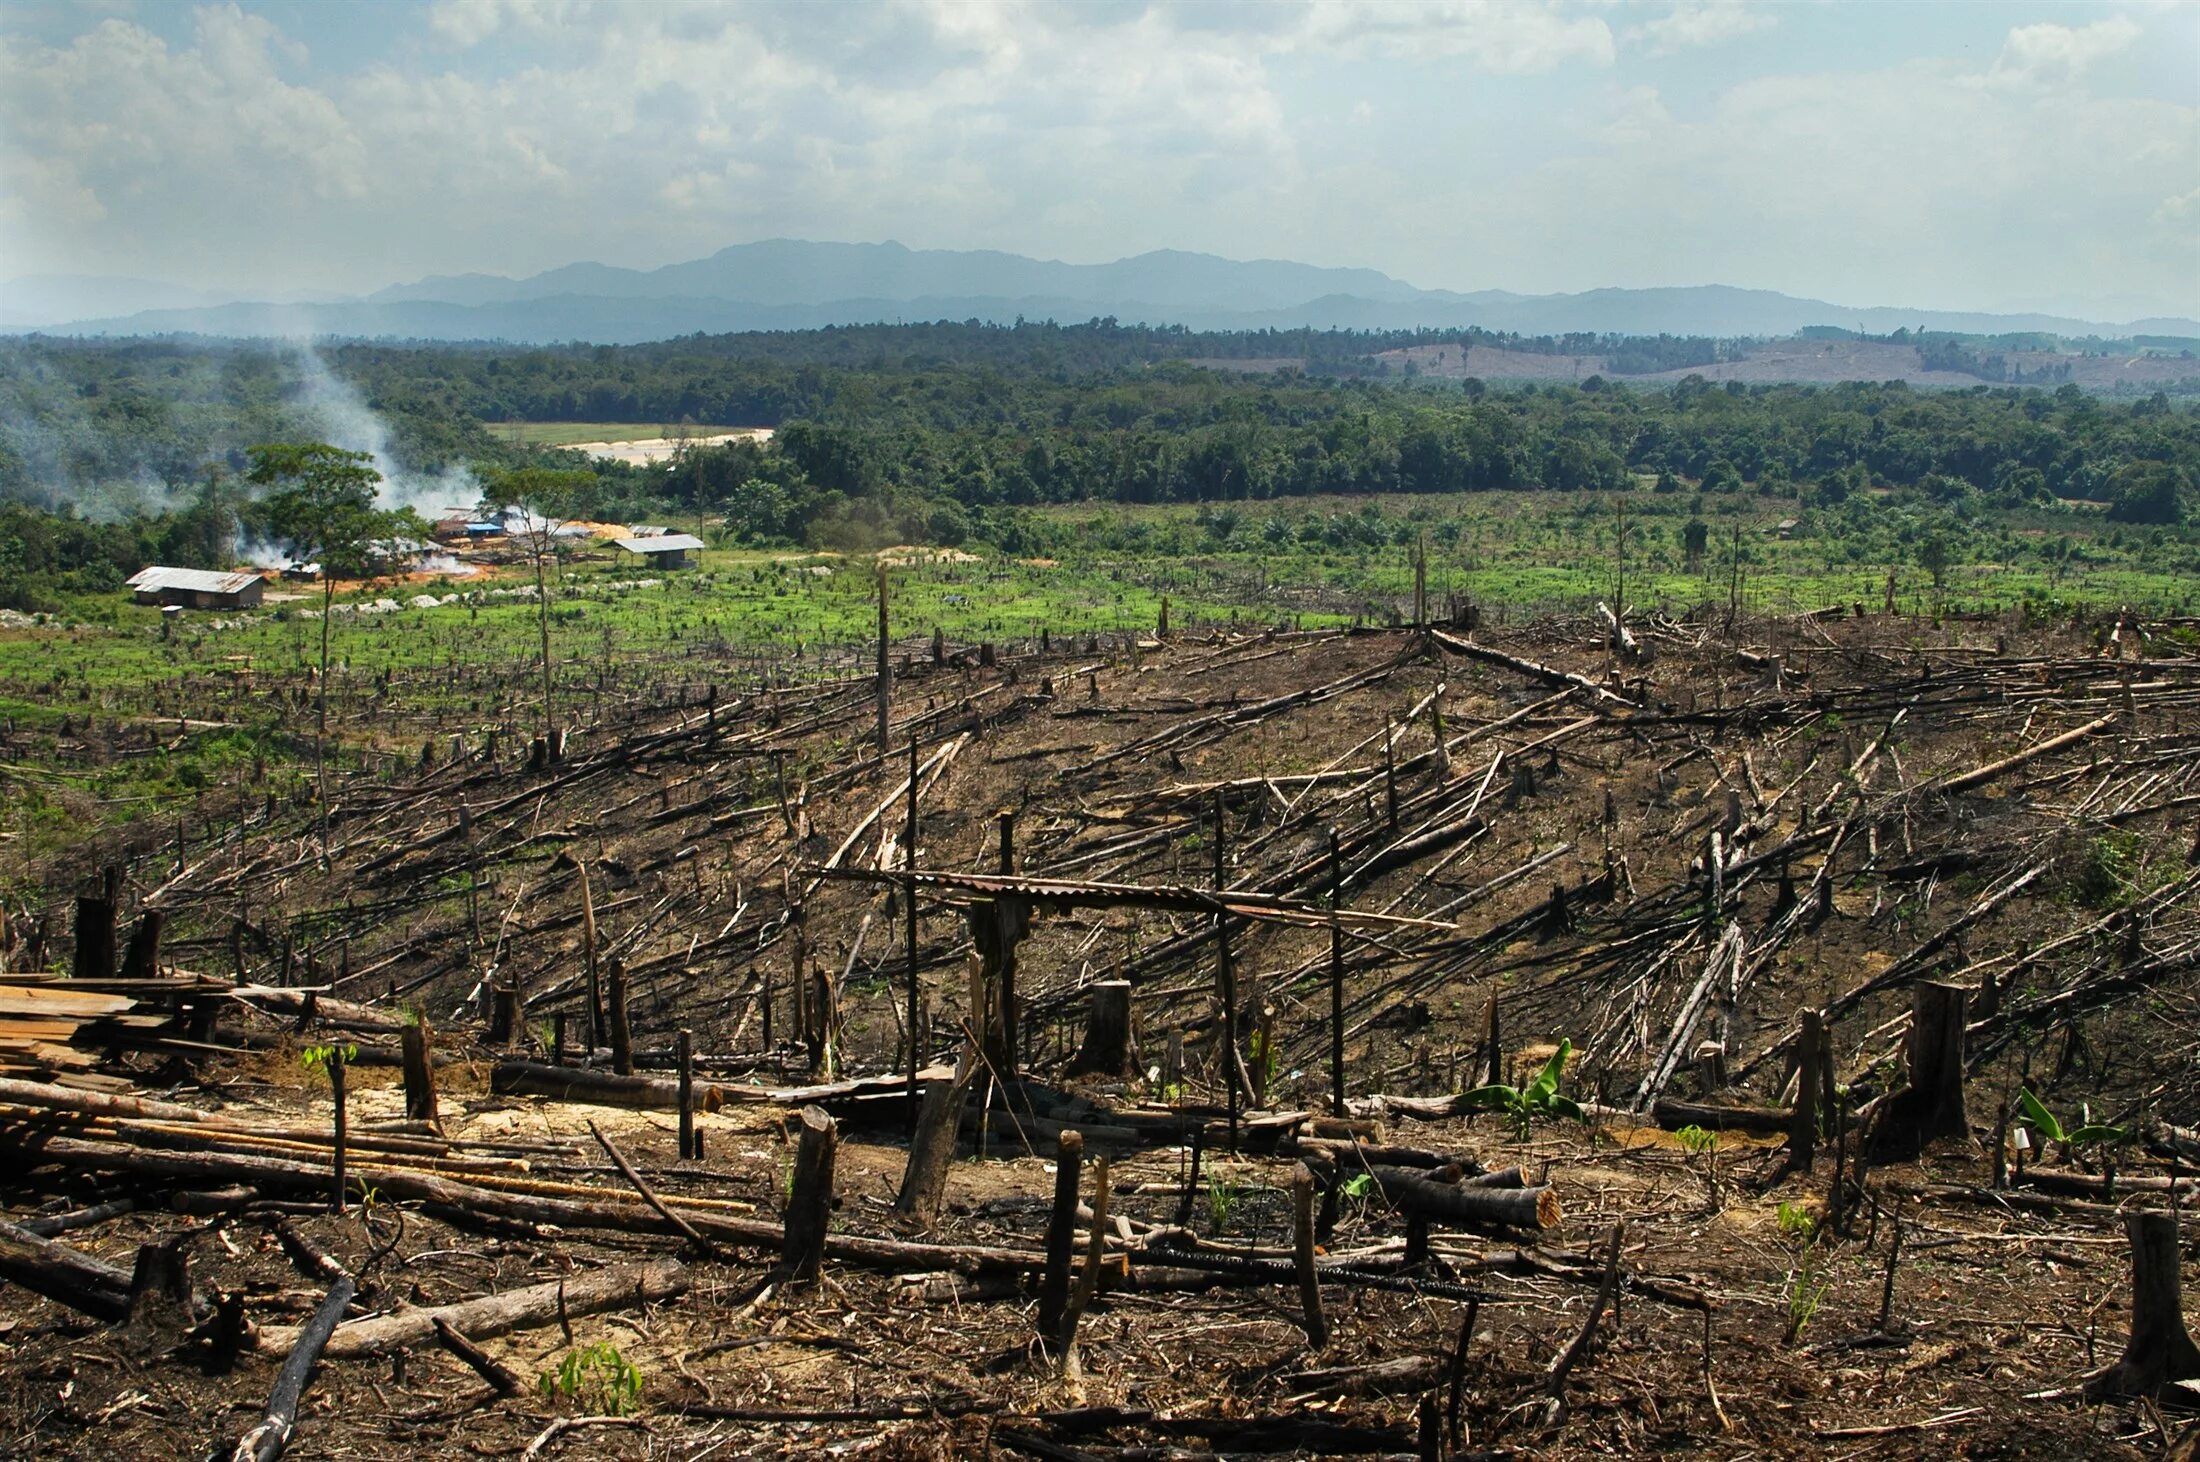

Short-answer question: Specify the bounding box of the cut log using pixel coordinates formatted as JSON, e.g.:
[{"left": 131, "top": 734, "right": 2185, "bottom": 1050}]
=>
[
  {"left": 1292, "top": 1164, "right": 1328, "bottom": 1349},
  {"left": 0, "top": 1216, "right": 133, "bottom": 1321},
  {"left": 2085, "top": 1210, "right": 2200, "bottom": 1401},
  {"left": 1651, "top": 1098, "right": 1793, "bottom": 1135},
  {"left": 1067, "top": 981, "right": 1133, "bottom": 1077},
  {"left": 1369, "top": 1166, "right": 1559, "bottom": 1230},
  {"left": 491, "top": 1059, "right": 721, "bottom": 1111},
  {"left": 432, "top": 1316, "right": 523, "bottom": 1397},
  {"left": 263, "top": 1262, "right": 685, "bottom": 1360}
]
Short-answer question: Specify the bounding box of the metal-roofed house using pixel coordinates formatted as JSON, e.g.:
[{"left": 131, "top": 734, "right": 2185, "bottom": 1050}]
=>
[
  {"left": 612, "top": 533, "right": 705, "bottom": 568},
  {"left": 127, "top": 567, "right": 267, "bottom": 610}
]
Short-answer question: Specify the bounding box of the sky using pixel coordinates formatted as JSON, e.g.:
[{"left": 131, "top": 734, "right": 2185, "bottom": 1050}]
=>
[{"left": 1, "top": 0, "right": 2196, "bottom": 321}]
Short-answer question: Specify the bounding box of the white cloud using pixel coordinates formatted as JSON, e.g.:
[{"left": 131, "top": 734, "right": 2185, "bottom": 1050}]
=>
[
  {"left": 1629, "top": 0, "right": 1771, "bottom": 58},
  {"left": 1990, "top": 15, "right": 2141, "bottom": 86},
  {"left": 1298, "top": 0, "right": 1616, "bottom": 70}
]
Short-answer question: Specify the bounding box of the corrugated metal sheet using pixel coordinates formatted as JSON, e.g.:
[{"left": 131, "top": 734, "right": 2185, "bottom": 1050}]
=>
[
  {"left": 614, "top": 534, "right": 705, "bottom": 554},
  {"left": 127, "top": 567, "right": 265, "bottom": 596}
]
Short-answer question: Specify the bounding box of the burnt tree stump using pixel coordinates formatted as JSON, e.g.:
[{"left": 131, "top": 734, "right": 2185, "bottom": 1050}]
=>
[
  {"left": 2085, "top": 1210, "right": 2200, "bottom": 1401},
  {"left": 778, "top": 1105, "right": 837, "bottom": 1286},
  {"left": 1872, "top": 981, "right": 1969, "bottom": 1156},
  {"left": 894, "top": 1043, "right": 976, "bottom": 1227},
  {"left": 1068, "top": 981, "right": 1133, "bottom": 1077}
]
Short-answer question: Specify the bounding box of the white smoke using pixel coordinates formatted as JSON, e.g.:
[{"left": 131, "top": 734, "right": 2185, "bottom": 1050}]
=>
[{"left": 289, "top": 343, "right": 478, "bottom": 516}]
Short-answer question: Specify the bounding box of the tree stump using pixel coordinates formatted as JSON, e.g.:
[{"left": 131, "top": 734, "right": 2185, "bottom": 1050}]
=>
[
  {"left": 2085, "top": 1210, "right": 2200, "bottom": 1400},
  {"left": 894, "top": 1044, "right": 976, "bottom": 1227},
  {"left": 119, "top": 911, "right": 165, "bottom": 981},
  {"left": 72, "top": 894, "right": 116, "bottom": 982},
  {"left": 1068, "top": 982, "right": 1133, "bottom": 1077},
  {"left": 778, "top": 1106, "right": 837, "bottom": 1286},
  {"left": 1872, "top": 981, "right": 1969, "bottom": 1155},
  {"left": 607, "top": 956, "right": 634, "bottom": 1076},
  {"left": 401, "top": 1018, "right": 439, "bottom": 1127}
]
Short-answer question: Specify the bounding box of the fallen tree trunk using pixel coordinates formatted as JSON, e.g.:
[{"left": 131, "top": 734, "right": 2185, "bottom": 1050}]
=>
[
  {"left": 261, "top": 1262, "right": 682, "bottom": 1361},
  {"left": 1367, "top": 1166, "right": 1560, "bottom": 1230},
  {"left": 491, "top": 1059, "right": 721, "bottom": 1111},
  {"left": 232, "top": 1275, "right": 355, "bottom": 1460},
  {"left": 0, "top": 1216, "right": 133, "bottom": 1321}
]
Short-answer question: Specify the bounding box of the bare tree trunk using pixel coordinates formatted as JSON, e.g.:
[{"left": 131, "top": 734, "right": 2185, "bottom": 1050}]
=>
[{"left": 534, "top": 539, "right": 557, "bottom": 762}]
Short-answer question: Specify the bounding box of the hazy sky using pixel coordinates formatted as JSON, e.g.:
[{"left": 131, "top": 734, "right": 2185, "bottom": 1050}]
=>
[{"left": 3, "top": 0, "right": 2196, "bottom": 319}]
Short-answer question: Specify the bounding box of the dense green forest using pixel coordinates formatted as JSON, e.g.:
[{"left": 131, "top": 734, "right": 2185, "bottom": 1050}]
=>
[{"left": 1, "top": 323, "right": 2196, "bottom": 609}]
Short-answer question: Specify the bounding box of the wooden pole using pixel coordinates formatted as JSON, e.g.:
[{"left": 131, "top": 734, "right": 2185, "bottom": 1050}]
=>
[
  {"left": 232, "top": 1274, "right": 355, "bottom": 1462},
  {"left": 1292, "top": 1164, "right": 1329, "bottom": 1348},
  {"left": 328, "top": 1048, "right": 347, "bottom": 1215},
  {"left": 1038, "top": 1129, "right": 1084, "bottom": 1344},
  {"left": 578, "top": 862, "right": 603, "bottom": 1051},
  {"left": 675, "top": 1029, "right": 695, "bottom": 1161},
  {"left": 1329, "top": 829, "right": 1346, "bottom": 1117},
  {"left": 875, "top": 563, "right": 890, "bottom": 756},
  {"left": 906, "top": 733, "right": 921, "bottom": 1133},
  {"left": 1213, "top": 788, "right": 1238, "bottom": 1153},
  {"left": 779, "top": 1105, "right": 837, "bottom": 1286}
]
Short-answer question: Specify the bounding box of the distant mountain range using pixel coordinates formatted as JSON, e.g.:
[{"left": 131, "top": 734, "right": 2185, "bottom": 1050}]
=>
[{"left": 7, "top": 240, "right": 2195, "bottom": 345}]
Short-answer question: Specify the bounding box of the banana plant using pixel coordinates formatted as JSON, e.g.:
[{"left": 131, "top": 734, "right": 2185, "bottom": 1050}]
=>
[
  {"left": 1462, "top": 1038, "right": 1588, "bottom": 1140},
  {"left": 2016, "top": 1086, "right": 2124, "bottom": 1164}
]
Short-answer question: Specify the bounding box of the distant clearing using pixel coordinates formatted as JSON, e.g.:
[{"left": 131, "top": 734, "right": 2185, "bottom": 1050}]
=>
[{"left": 489, "top": 421, "right": 757, "bottom": 448}]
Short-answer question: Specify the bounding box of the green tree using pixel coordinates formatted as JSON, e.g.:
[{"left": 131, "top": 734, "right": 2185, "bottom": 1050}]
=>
[
  {"left": 1683, "top": 517, "right": 1710, "bottom": 573},
  {"left": 249, "top": 443, "right": 413, "bottom": 851},
  {"left": 2106, "top": 461, "right": 2189, "bottom": 525},
  {"left": 484, "top": 467, "right": 596, "bottom": 763}
]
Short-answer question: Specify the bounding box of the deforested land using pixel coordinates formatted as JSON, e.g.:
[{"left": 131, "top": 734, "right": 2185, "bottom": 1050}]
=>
[{"left": 0, "top": 322, "right": 2196, "bottom": 1461}]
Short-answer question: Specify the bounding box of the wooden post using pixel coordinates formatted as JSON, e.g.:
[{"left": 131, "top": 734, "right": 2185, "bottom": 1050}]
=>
[
  {"left": 1329, "top": 829, "right": 1346, "bottom": 1117},
  {"left": 1061, "top": 1153, "right": 1110, "bottom": 1365},
  {"left": 1038, "top": 1129, "right": 1085, "bottom": 1344},
  {"left": 1791, "top": 1008, "right": 1824, "bottom": 1168},
  {"left": 676, "top": 1029, "right": 696, "bottom": 1162},
  {"left": 401, "top": 1017, "right": 438, "bottom": 1126},
  {"left": 1383, "top": 718, "right": 1399, "bottom": 830},
  {"left": 875, "top": 563, "right": 891, "bottom": 756},
  {"left": 1213, "top": 788, "right": 1238, "bottom": 1153},
  {"left": 1483, "top": 989, "right": 1503, "bottom": 1088},
  {"left": 1069, "top": 982, "right": 1133, "bottom": 1077},
  {"left": 1292, "top": 1164, "right": 1328, "bottom": 1348},
  {"left": 778, "top": 1106, "right": 837, "bottom": 1286},
  {"left": 328, "top": 1048, "right": 348, "bottom": 1215},
  {"left": 1874, "top": 981, "right": 1968, "bottom": 1153},
  {"left": 906, "top": 733, "right": 921, "bottom": 1133},
  {"left": 894, "top": 1043, "right": 976, "bottom": 1227},
  {"left": 999, "top": 811, "right": 1016, "bottom": 874},
  {"left": 607, "top": 956, "right": 633, "bottom": 1077},
  {"left": 2085, "top": 1210, "right": 2200, "bottom": 1399},
  {"left": 551, "top": 1012, "right": 566, "bottom": 1066},
  {"left": 489, "top": 986, "right": 521, "bottom": 1048},
  {"left": 578, "top": 862, "right": 603, "bottom": 1051}
]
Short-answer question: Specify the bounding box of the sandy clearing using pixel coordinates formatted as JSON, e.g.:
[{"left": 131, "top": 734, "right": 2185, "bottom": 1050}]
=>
[{"left": 568, "top": 428, "right": 776, "bottom": 465}]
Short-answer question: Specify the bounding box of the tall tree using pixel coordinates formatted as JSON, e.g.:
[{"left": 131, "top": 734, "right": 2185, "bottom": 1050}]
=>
[
  {"left": 484, "top": 467, "right": 596, "bottom": 764},
  {"left": 249, "top": 443, "right": 414, "bottom": 853}
]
